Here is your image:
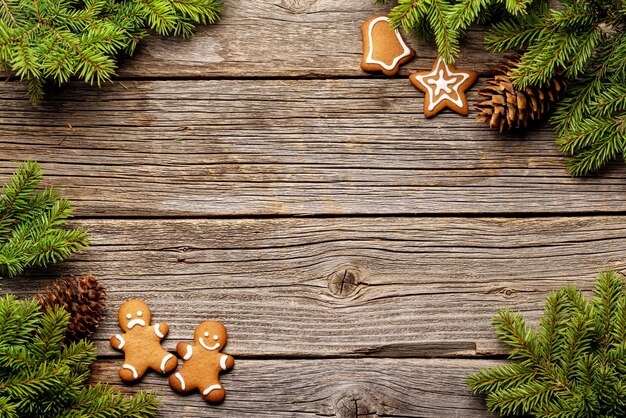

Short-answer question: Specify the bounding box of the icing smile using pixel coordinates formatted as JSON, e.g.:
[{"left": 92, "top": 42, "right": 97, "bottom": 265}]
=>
[
  {"left": 127, "top": 319, "right": 146, "bottom": 329},
  {"left": 199, "top": 338, "right": 220, "bottom": 350}
]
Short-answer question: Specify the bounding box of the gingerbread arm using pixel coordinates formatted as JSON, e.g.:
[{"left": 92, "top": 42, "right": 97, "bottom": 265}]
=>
[
  {"left": 219, "top": 354, "right": 234, "bottom": 371},
  {"left": 110, "top": 333, "right": 126, "bottom": 350},
  {"left": 176, "top": 342, "right": 194, "bottom": 360},
  {"left": 153, "top": 322, "right": 169, "bottom": 339}
]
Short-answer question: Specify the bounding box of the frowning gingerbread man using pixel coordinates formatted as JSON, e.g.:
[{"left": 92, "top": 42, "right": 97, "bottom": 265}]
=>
[
  {"left": 169, "top": 320, "right": 234, "bottom": 402},
  {"left": 110, "top": 299, "right": 178, "bottom": 381}
]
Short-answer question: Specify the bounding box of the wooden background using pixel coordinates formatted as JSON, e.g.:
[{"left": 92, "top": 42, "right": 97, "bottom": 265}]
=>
[{"left": 2, "top": 0, "right": 626, "bottom": 416}]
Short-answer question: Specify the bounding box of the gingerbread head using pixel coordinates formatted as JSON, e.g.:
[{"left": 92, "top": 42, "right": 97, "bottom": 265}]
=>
[
  {"left": 169, "top": 321, "right": 234, "bottom": 402},
  {"left": 194, "top": 321, "right": 227, "bottom": 351},
  {"left": 118, "top": 299, "right": 152, "bottom": 332},
  {"left": 110, "top": 299, "right": 177, "bottom": 382}
]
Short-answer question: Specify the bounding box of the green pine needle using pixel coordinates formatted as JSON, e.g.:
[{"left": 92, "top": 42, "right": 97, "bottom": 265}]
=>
[
  {"left": 468, "top": 271, "right": 626, "bottom": 417},
  {"left": 0, "top": 0, "right": 223, "bottom": 99},
  {"left": 0, "top": 295, "right": 159, "bottom": 417},
  {"left": 0, "top": 161, "right": 90, "bottom": 278},
  {"left": 380, "top": 0, "right": 626, "bottom": 175}
]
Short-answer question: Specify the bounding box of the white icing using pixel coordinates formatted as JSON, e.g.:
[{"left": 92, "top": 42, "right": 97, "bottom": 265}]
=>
[
  {"left": 199, "top": 337, "right": 220, "bottom": 351},
  {"left": 412, "top": 58, "right": 470, "bottom": 111},
  {"left": 127, "top": 318, "right": 145, "bottom": 329},
  {"left": 161, "top": 353, "right": 174, "bottom": 372},
  {"left": 203, "top": 384, "right": 222, "bottom": 396},
  {"left": 137, "top": 310, "right": 143, "bottom": 317},
  {"left": 204, "top": 331, "right": 209, "bottom": 337},
  {"left": 115, "top": 334, "right": 125, "bottom": 349},
  {"left": 213, "top": 335, "right": 219, "bottom": 341},
  {"left": 220, "top": 355, "right": 229, "bottom": 370},
  {"left": 365, "top": 16, "right": 412, "bottom": 71},
  {"left": 174, "top": 372, "right": 186, "bottom": 391},
  {"left": 154, "top": 324, "right": 164, "bottom": 338},
  {"left": 126, "top": 313, "right": 132, "bottom": 319},
  {"left": 123, "top": 363, "right": 138, "bottom": 379},
  {"left": 428, "top": 69, "right": 457, "bottom": 96},
  {"left": 183, "top": 345, "right": 193, "bottom": 360}
]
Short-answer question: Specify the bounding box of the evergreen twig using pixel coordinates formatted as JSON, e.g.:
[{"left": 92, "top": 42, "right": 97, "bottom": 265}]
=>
[
  {"left": 0, "top": 295, "right": 159, "bottom": 417},
  {"left": 379, "top": 0, "right": 626, "bottom": 175},
  {"left": 468, "top": 271, "right": 626, "bottom": 417},
  {"left": 0, "top": 0, "right": 222, "bottom": 99},
  {"left": 0, "top": 161, "right": 89, "bottom": 278}
]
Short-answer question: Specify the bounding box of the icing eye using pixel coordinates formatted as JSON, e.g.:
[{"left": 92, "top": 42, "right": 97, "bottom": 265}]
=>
[
  {"left": 137, "top": 311, "right": 142, "bottom": 317},
  {"left": 204, "top": 332, "right": 209, "bottom": 337},
  {"left": 213, "top": 335, "right": 219, "bottom": 341},
  {"left": 126, "top": 313, "right": 132, "bottom": 319}
]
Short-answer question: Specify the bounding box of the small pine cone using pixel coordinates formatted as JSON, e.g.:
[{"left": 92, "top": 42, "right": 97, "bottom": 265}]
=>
[
  {"left": 36, "top": 274, "right": 107, "bottom": 343},
  {"left": 475, "top": 57, "right": 566, "bottom": 133}
]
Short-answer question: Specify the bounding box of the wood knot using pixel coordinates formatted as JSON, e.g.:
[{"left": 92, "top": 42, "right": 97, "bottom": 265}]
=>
[
  {"left": 328, "top": 268, "right": 360, "bottom": 297},
  {"left": 333, "top": 386, "right": 382, "bottom": 418},
  {"left": 487, "top": 286, "right": 518, "bottom": 299}
]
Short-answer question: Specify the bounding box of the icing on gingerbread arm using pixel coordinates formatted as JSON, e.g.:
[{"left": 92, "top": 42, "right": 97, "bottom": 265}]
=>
[
  {"left": 153, "top": 322, "right": 169, "bottom": 339},
  {"left": 220, "top": 354, "right": 234, "bottom": 371},
  {"left": 110, "top": 334, "right": 126, "bottom": 350},
  {"left": 176, "top": 342, "right": 194, "bottom": 360}
]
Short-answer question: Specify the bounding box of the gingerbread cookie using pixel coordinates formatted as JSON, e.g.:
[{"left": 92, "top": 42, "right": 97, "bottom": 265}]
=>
[
  {"left": 110, "top": 299, "right": 177, "bottom": 382},
  {"left": 169, "top": 321, "right": 234, "bottom": 403},
  {"left": 409, "top": 57, "right": 478, "bottom": 117},
  {"left": 361, "top": 15, "right": 415, "bottom": 76}
]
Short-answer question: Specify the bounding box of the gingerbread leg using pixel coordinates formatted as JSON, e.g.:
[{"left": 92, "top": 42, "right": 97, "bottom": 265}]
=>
[
  {"left": 201, "top": 383, "right": 226, "bottom": 403},
  {"left": 169, "top": 371, "right": 191, "bottom": 393},
  {"left": 119, "top": 362, "right": 147, "bottom": 382}
]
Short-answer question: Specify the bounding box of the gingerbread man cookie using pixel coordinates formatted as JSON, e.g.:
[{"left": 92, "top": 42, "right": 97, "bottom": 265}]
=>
[
  {"left": 110, "top": 299, "right": 177, "bottom": 382},
  {"left": 361, "top": 15, "right": 415, "bottom": 76},
  {"left": 169, "top": 321, "right": 234, "bottom": 403}
]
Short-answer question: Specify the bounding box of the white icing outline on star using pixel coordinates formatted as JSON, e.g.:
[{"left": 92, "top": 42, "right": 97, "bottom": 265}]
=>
[
  {"left": 413, "top": 58, "right": 470, "bottom": 111},
  {"left": 366, "top": 16, "right": 412, "bottom": 71}
]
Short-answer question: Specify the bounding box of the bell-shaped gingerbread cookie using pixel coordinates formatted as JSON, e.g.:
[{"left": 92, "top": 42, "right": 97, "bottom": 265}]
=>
[
  {"left": 110, "top": 299, "right": 178, "bottom": 382},
  {"left": 361, "top": 15, "right": 415, "bottom": 76},
  {"left": 169, "top": 321, "right": 234, "bottom": 403}
]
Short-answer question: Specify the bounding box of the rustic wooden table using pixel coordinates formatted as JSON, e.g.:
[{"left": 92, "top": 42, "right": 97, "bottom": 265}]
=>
[{"left": 2, "top": 0, "right": 625, "bottom": 416}]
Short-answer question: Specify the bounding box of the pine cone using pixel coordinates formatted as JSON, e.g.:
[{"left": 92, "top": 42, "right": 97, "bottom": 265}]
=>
[
  {"left": 475, "top": 58, "right": 566, "bottom": 133},
  {"left": 36, "top": 274, "right": 107, "bottom": 343}
]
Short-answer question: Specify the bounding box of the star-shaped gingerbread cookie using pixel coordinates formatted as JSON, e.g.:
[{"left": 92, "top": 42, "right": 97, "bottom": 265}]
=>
[{"left": 410, "top": 58, "right": 478, "bottom": 118}]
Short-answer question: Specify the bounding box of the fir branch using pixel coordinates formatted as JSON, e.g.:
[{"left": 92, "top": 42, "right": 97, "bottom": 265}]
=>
[
  {"left": 551, "top": 76, "right": 603, "bottom": 136},
  {"left": 468, "top": 362, "right": 536, "bottom": 394},
  {"left": 0, "top": 161, "right": 90, "bottom": 278},
  {"left": 0, "top": 0, "right": 222, "bottom": 99},
  {"left": 493, "top": 308, "right": 541, "bottom": 367},
  {"left": 538, "top": 290, "right": 570, "bottom": 366},
  {"left": 381, "top": 0, "right": 626, "bottom": 175},
  {"left": 469, "top": 271, "right": 626, "bottom": 417},
  {"left": 428, "top": 0, "right": 459, "bottom": 62},
  {"left": 558, "top": 115, "right": 625, "bottom": 176},
  {"left": 0, "top": 295, "right": 159, "bottom": 417}
]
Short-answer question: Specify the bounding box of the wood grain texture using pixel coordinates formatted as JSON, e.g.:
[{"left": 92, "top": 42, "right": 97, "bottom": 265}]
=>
[
  {"left": 0, "top": 0, "right": 503, "bottom": 80},
  {"left": 91, "top": 357, "right": 498, "bottom": 417},
  {"left": 5, "top": 217, "right": 625, "bottom": 357},
  {"left": 1, "top": 79, "right": 624, "bottom": 217}
]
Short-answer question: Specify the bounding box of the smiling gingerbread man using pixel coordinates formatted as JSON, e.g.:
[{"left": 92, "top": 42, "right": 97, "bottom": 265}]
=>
[
  {"left": 169, "top": 320, "right": 234, "bottom": 402},
  {"left": 110, "top": 299, "right": 178, "bottom": 382}
]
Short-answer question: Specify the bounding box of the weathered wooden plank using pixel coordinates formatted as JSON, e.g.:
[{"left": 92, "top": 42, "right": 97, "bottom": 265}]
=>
[
  {"left": 5, "top": 217, "right": 625, "bottom": 357},
  {"left": 91, "top": 357, "right": 498, "bottom": 417},
  {"left": 0, "top": 0, "right": 502, "bottom": 81},
  {"left": 1, "top": 79, "right": 624, "bottom": 217}
]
